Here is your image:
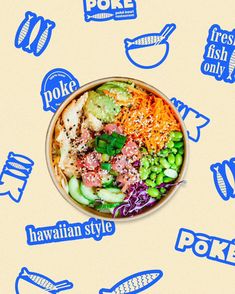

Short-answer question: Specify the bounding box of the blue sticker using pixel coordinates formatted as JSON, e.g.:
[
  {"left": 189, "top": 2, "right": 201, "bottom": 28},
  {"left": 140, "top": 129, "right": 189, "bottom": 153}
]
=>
[
  {"left": 124, "top": 23, "right": 176, "bottom": 69},
  {"left": 15, "top": 11, "right": 55, "bottom": 57},
  {"left": 41, "top": 68, "right": 80, "bottom": 113},
  {"left": 201, "top": 24, "right": 235, "bottom": 83},
  {"left": 175, "top": 228, "right": 235, "bottom": 267},
  {"left": 171, "top": 97, "right": 210, "bottom": 142},
  {"left": 210, "top": 157, "right": 235, "bottom": 201},
  {"left": 26, "top": 218, "right": 116, "bottom": 245},
  {"left": 83, "top": 0, "right": 137, "bottom": 22},
  {"left": 15, "top": 267, "right": 73, "bottom": 293},
  {"left": 99, "top": 270, "right": 163, "bottom": 294},
  {"left": 0, "top": 152, "right": 34, "bottom": 203}
]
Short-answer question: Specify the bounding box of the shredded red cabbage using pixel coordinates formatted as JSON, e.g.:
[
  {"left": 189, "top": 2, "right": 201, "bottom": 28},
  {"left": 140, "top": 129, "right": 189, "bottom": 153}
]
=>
[
  {"left": 156, "top": 180, "right": 185, "bottom": 189},
  {"left": 113, "top": 181, "right": 156, "bottom": 217},
  {"left": 132, "top": 160, "right": 140, "bottom": 168}
]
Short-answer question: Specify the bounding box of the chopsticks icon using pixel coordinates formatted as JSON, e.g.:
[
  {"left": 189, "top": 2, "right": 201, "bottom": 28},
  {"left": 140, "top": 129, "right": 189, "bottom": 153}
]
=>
[{"left": 154, "top": 24, "right": 176, "bottom": 46}]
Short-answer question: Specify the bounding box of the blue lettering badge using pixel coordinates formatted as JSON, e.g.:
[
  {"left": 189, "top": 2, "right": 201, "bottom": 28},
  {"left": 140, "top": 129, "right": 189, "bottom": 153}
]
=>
[
  {"left": 0, "top": 152, "right": 34, "bottom": 203},
  {"left": 124, "top": 24, "right": 176, "bottom": 69},
  {"left": 171, "top": 97, "right": 210, "bottom": 143},
  {"left": 201, "top": 24, "right": 235, "bottom": 83},
  {"left": 210, "top": 157, "right": 235, "bottom": 201},
  {"left": 99, "top": 270, "right": 163, "bottom": 294},
  {"left": 41, "top": 68, "right": 80, "bottom": 113},
  {"left": 15, "top": 11, "right": 55, "bottom": 57},
  {"left": 175, "top": 228, "right": 235, "bottom": 267},
  {"left": 25, "top": 218, "right": 116, "bottom": 245},
  {"left": 15, "top": 267, "right": 73, "bottom": 293},
  {"left": 83, "top": 0, "right": 137, "bottom": 22}
]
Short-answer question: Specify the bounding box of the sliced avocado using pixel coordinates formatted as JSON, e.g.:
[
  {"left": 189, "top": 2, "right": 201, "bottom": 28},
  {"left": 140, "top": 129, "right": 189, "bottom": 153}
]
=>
[
  {"left": 105, "top": 81, "right": 132, "bottom": 89},
  {"left": 68, "top": 176, "right": 90, "bottom": 205},
  {"left": 97, "top": 189, "right": 125, "bottom": 203},
  {"left": 80, "top": 182, "right": 98, "bottom": 201},
  {"left": 96, "top": 83, "right": 131, "bottom": 103},
  {"left": 85, "top": 91, "right": 120, "bottom": 123}
]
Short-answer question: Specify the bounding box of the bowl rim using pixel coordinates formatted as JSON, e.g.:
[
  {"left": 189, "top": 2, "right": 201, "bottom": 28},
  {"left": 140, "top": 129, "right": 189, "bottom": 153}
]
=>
[{"left": 45, "top": 76, "right": 189, "bottom": 222}]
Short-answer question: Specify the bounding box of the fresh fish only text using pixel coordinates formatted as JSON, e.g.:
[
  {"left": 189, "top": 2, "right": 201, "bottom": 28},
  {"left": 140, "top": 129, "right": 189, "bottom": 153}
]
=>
[
  {"left": 201, "top": 24, "right": 235, "bottom": 83},
  {"left": 175, "top": 228, "right": 235, "bottom": 267},
  {"left": 26, "top": 218, "right": 115, "bottom": 245}
]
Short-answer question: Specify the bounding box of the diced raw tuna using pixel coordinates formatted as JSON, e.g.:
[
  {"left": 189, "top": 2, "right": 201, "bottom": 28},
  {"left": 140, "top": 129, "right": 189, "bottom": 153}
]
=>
[
  {"left": 104, "top": 124, "right": 123, "bottom": 135},
  {"left": 111, "top": 155, "right": 128, "bottom": 173},
  {"left": 82, "top": 171, "right": 101, "bottom": 187},
  {"left": 122, "top": 140, "right": 139, "bottom": 157},
  {"left": 83, "top": 151, "right": 101, "bottom": 170}
]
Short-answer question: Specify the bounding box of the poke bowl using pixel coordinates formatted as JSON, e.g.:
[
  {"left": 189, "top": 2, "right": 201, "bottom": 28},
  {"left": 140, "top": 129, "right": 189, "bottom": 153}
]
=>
[{"left": 46, "top": 77, "right": 188, "bottom": 220}]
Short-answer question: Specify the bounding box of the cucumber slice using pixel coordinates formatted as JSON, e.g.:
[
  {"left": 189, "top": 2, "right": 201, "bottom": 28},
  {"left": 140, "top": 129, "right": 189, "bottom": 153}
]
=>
[
  {"left": 97, "top": 189, "right": 125, "bottom": 203},
  {"left": 106, "top": 187, "right": 122, "bottom": 193},
  {"left": 80, "top": 182, "right": 98, "bottom": 201},
  {"left": 68, "top": 176, "right": 90, "bottom": 205}
]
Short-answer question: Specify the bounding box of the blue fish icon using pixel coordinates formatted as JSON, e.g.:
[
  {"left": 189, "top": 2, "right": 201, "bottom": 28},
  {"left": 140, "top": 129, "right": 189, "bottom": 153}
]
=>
[
  {"left": 15, "top": 11, "right": 38, "bottom": 48},
  {"left": 210, "top": 158, "right": 235, "bottom": 201},
  {"left": 14, "top": 11, "right": 55, "bottom": 57},
  {"left": 99, "top": 270, "right": 163, "bottom": 294},
  {"left": 15, "top": 267, "right": 73, "bottom": 293}
]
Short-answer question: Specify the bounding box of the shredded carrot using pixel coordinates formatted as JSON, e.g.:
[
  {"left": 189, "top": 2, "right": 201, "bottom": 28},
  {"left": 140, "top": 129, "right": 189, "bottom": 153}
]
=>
[{"left": 115, "top": 87, "right": 181, "bottom": 153}]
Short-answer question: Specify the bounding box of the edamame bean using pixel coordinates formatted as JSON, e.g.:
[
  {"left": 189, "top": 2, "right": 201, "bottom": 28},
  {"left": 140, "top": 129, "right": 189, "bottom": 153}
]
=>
[
  {"left": 172, "top": 147, "right": 178, "bottom": 154},
  {"left": 159, "top": 149, "right": 168, "bottom": 157},
  {"left": 168, "top": 154, "right": 175, "bottom": 164},
  {"left": 174, "top": 141, "right": 183, "bottom": 148},
  {"left": 170, "top": 163, "right": 178, "bottom": 171},
  {"left": 147, "top": 187, "right": 161, "bottom": 199},
  {"left": 145, "top": 179, "right": 156, "bottom": 187},
  {"left": 141, "top": 157, "right": 150, "bottom": 168},
  {"left": 174, "top": 131, "right": 183, "bottom": 140},
  {"left": 167, "top": 140, "right": 174, "bottom": 149},
  {"left": 170, "top": 131, "right": 176, "bottom": 140},
  {"left": 160, "top": 187, "right": 166, "bottom": 194},
  {"left": 151, "top": 165, "right": 162, "bottom": 174},
  {"left": 164, "top": 176, "right": 174, "bottom": 183},
  {"left": 150, "top": 158, "right": 155, "bottom": 166},
  {"left": 151, "top": 166, "right": 158, "bottom": 172},
  {"left": 160, "top": 158, "right": 170, "bottom": 169},
  {"left": 156, "top": 173, "right": 164, "bottom": 185},
  {"left": 154, "top": 157, "right": 159, "bottom": 165},
  {"left": 150, "top": 173, "right": 157, "bottom": 180},
  {"left": 178, "top": 147, "right": 184, "bottom": 155},
  {"left": 139, "top": 168, "right": 150, "bottom": 180},
  {"left": 175, "top": 154, "right": 183, "bottom": 167}
]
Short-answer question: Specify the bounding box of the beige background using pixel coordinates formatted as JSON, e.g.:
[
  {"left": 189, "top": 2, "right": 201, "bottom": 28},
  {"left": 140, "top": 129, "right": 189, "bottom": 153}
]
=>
[{"left": 1, "top": 0, "right": 235, "bottom": 293}]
